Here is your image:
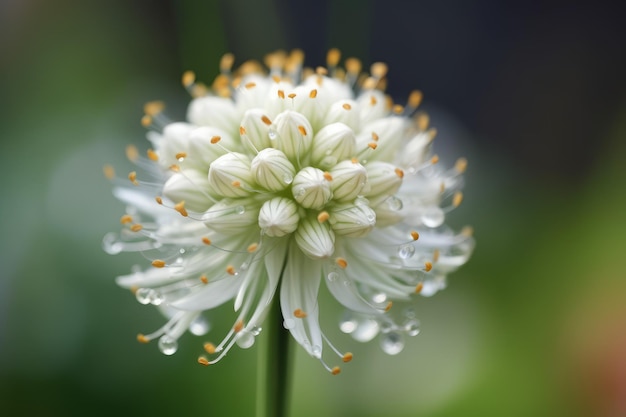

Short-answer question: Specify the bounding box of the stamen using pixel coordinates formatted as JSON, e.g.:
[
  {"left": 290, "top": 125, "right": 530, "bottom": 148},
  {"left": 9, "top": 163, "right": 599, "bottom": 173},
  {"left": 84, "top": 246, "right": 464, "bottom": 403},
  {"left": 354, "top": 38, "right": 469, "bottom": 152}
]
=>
[
  {"left": 410, "top": 230, "right": 419, "bottom": 241},
  {"left": 385, "top": 301, "right": 393, "bottom": 312},
  {"left": 309, "top": 89, "right": 318, "bottom": 98},
  {"left": 433, "top": 249, "right": 440, "bottom": 262},
  {"left": 244, "top": 82, "right": 256, "bottom": 89},
  {"left": 323, "top": 171, "right": 333, "bottom": 181},
  {"left": 170, "top": 164, "right": 180, "bottom": 172},
  {"left": 408, "top": 90, "right": 423, "bottom": 108},
  {"left": 141, "top": 115, "right": 152, "bottom": 127},
  {"left": 200, "top": 275, "right": 209, "bottom": 284},
  {"left": 128, "top": 171, "right": 138, "bottom": 185},
  {"left": 392, "top": 104, "right": 404, "bottom": 114},
  {"left": 370, "top": 62, "right": 388, "bottom": 79},
  {"left": 261, "top": 115, "right": 272, "bottom": 125},
  {"left": 342, "top": 103, "right": 352, "bottom": 110},
  {"left": 155, "top": 196, "right": 163, "bottom": 205},
  {"left": 137, "top": 334, "right": 150, "bottom": 344},
  {"left": 371, "top": 132, "right": 379, "bottom": 141},
  {"left": 211, "top": 135, "right": 222, "bottom": 144},
  {"left": 220, "top": 53, "right": 235, "bottom": 73},
  {"left": 232, "top": 180, "right": 241, "bottom": 187},
  {"left": 395, "top": 168, "right": 404, "bottom": 178},
  {"left": 272, "top": 75, "right": 282, "bottom": 84},
  {"left": 204, "top": 342, "right": 216, "bottom": 354},
  {"left": 317, "top": 211, "right": 330, "bottom": 223},
  {"left": 202, "top": 237, "right": 212, "bottom": 245},
  {"left": 430, "top": 155, "right": 439, "bottom": 164},
  {"left": 368, "top": 142, "right": 378, "bottom": 150},
  {"left": 335, "top": 257, "right": 348, "bottom": 269},
  {"left": 277, "top": 89, "right": 285, "bottom": 99},
  {"left": 370, "top": 95, "right": 378, "bottom": 106},
  {"left": 226, "top": 265, "right": 236, "bottom": 275},
  {"left": 144, "top": 101, "right": 165, "bottom": 116},
  {"left": 294, "top": 308, "right": 307, "bottom": 318},
  {"left": 197, "top": 356, "right": 210, "bottom": 366},
  {"left": 452, "top": 192, "right": 463, "bottom": 207},
  {"left": 130, "top": 224, "right": 143, "bottom": 232},
  {"left": 428, "top": 128, "right": 438, "bottom": 140},
  {"left": 455, "top": 157, "right": 468, "bottom": 173},
  {"left": 342, "top": 352, "right": 353, "bottom": 363},
  {"left": 175, "top": 152, "right": 187, "bottom": 160},
  {"left": 331, "top": 366, "right": 341, "bottom": 375},
  {"left": 126, "top": 145, "right": 139, "bottom": 162},
  {"left": 120, "top": 214, "right": 133, "bottom": 224},
  {"left": 351, "top": 157, "right": 359, "bottom": 164},
  {"left": 424, "top": 262, "right": 433, "bottom": 272},
  {"left": 316, "top": 66, "right": 328, "bottom": 76},
  {"left": 147, "top": 149, "right": 158, "bottom": 161},
  {"left": 345, "top": 58, "right": 362, "bottom": 75},
  {"left": 182, "top": 70, "right": 195, "bottom": 88},
  {"left": 152, "top": 259, "right": 166, "bottom": 268},
  {"left": 174, "top": 201, "right": 188, "bottom": 217},
  {"left": 288, "top": 93, "right": 297, "bottom": 99},
  {"left": 234, "top": 320, "right": 244, "bottom": 333},
  {"left": 415, "top": 282, "right": 424, "bottom": 294},
  {"left": 416, "top": 113, "right": 429, "bottom": 131},
  {"left": 247, "top": 243, "right": 259, "bottom": 253},
  {"left": 327, "top": 48, "right": 341, "bottom": 67},
  {"left": 461, "top": 226, "right": 474, "bottom": 237},
  {"left": 298, "top": 125, "right": 308, "bottom": 136}
]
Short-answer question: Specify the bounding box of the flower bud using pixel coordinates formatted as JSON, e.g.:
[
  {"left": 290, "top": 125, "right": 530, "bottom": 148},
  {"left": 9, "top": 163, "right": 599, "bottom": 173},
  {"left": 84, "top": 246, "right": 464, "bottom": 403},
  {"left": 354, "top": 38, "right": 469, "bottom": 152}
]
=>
[
  {"left": 162, "top": 169, "right": 215, "bottom": 213},
  {"left": 208, "top": 152, "right": 254, "bottom": 198},
  {"left": 364, "top": 161, "right": 403, "bottom": 201},
  {"left": 329, "top": 203, "right": 376, "bottom": 238},
  {"left": 273, "top": 110, "right": 313, "bottom": 166},
  {"left": 258, "top": 197, "right": 300, "bottom": 237},
  {"left": 372, "top": 196, "right": 405, "bottom": 227},
  {"left": 154, "top": 122, "right": 195, "bottom": 169},
  {"left": 187, "top": 96, "right": 240, "bottom": 137},
  {"left": 398, "top": 132, "right": 432, "bottom": 170},
  {"left": 240, "top": 108, "right": 272, "bottom": 153},
  {"left": 292, "top": 167, "right": 332, "bottom": 210},
  {"left": 310, "top": 123, "right": 356, "bottom": 170},
  {"left": 295, "top": 215, "right": 335, "bottom": 259},
  {"left": 356, "top": 116, "right": 409, "bottom": 162},
  {"left": 250, "top": 148, "right": 296, "bottom": 192},
  {"left": 329, "top": 160, "right": 368, "bottom": 202},
  {"left": 186, "top": 126, "right": 237, "bottom": 169},
  {"left": 323, "top": 99, "right": 359, "bottom": 132},
  {"left": 235, "top": 74, "right": 272, "bottom": 112},
  {"left": 356, "top": 89, "right": 388, "bottom": 124},
  {"left": 202, "top": 198, "right": 260, "bottom": 234}
]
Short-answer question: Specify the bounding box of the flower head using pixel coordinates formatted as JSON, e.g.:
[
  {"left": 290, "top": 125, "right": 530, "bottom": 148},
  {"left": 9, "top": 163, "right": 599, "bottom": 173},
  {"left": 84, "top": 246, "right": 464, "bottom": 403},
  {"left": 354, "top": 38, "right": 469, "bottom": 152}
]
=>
[{"left": 104, "top": 49, "right": 474, "bottom": 373}]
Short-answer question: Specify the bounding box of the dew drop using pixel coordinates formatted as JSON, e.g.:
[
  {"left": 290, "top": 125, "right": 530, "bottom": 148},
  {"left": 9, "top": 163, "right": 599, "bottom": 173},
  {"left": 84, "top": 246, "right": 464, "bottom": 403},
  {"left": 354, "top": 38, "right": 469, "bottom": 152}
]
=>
[
  {"left": 268, "top": 128, "right": 277, "bottom": 140},
  {"left": 235, "top": 205, "right": 245, "bottom": 215},
  {"left": 239, "top": 262, "right": 249, "bottom": 272},
  {"left": 179, "top": 248, "right": 186, "bottom": 254},
  {"left": 366, "top": 212, "right": 376, "bottom": 223},
  {"left": 283, "top": 173, "right": 293, "bottom": 184},
  {"left": 311, "top": 345, "right": 322, "bottom": 358},
  {"left": 372, "top": 292, "right": 387, "bottom": 304},
  {"left": 250, "top": 326, "right": 262, "bottom": 336},
  {"left": 404, "top": 319, "right": 421, "bottom": 337},
  {"left": 339, "top": 312, "right": 358, "bottom": 334},
  {"left": 148, "top": 289, "right": 164, "bottom": 306},
  {"left": 352, "top": 319, "right": 380, "bottom": 342},
  {"left": 135, "top": 288, "right": 151, "bottom": 305},
  {"left": 158, "top": 335, "right": 178, "bottom": 355},
  {"left": 421, "top": 206, "right": 445, "bottom": 227},
  {"left": 380, "top": 331, "right": 405, "bottom": 355},
  {"left": 387, "top": 196, "right": 403, "bottom": 211},
  {"left": 398, "top": 244, "right": 415, "bottom": 259},
  {"left": 380, "top": 321, "right": 394, "bottom": 334},
  {"left": 189, "top": 316, "right": 211, "bottom": 336},
  {"left": 283, "top": 318, "right": 295, "bottom": 329},
  {"left": 327, "top": 272, "right": 338, "bottom": 282},
  {"left": 236, "top": 331, "right": 255, "bottom": 349},
  {"left": 296, "top": 188, "right": 306, "bottom": 197}
]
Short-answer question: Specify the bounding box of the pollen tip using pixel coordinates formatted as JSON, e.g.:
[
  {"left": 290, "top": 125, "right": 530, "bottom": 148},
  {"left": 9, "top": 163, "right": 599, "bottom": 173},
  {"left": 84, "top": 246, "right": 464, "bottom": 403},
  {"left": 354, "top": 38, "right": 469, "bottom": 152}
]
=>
[
  {"left": 272, "top": 75, "right": 282, "bottom": 84},
  {"left": 203, "top": 342, "right": 216, "bottom": 354},
  {"left": 345, "top": 57, "right": 362, "bottom": 74},
  {"left": 130, "top": 224, "right": 143, "bottom": 232},
  {"left": 211, "top": 135, "right": 222, "bottom": 144},
  {"left": 155, "top": 196, "right": 163, "bottom": 205},
  {"left": 239, "top": 125, "right": 246, "bottom": 136},
  {"left": 309, "top": 89, "right": 318, "bottom": 98},
  {"left": 244, "top": 81, "right": 256, "bottom": 89},
  {"left": 152, "top": 259, "right": 166, "bottom": 268},
  {"left": 298, "top": 125, "right": 308, "bottom": 136},
  {"left": 202, "top": 237, "right": 212, "bottom": 245},
  {"left": 261, "top": 115, "right": 272, "bottom": 126},
  {"left": 226, "top": 265, "right": 236, "bottom": 275},
  {"left": 455, "top": 157, "right": 468, "bottom": 173},
  {"left": 182, "top": 70, "right": 195, "bottom": 88},
  {"left": 371, "top": 132, "right": 379, "bottom": 141},
  {"left": 392, "top": 104, "right": 404, "bottom": 114},
  {"left": 317, "top": 211, "right": 330, "bottom": 223},
  {"left": 103, "top": 164, "right": 115, "bottom": 179},
  {"left": 120, "top": 214, "right": 133, "bottom": 224},
  {"left": 351, "top": 157, "right": 359, "bottom": 164},
  {"left": 174, "top": 201, "right": 188, "bottom": 217},
  {"left": 175, "top": 152, "right": 187, "bottom": 160},
  {"left": 342, "top": 103, "right": 352, "bottom": 110},
  {"left": 428, "top": 127, "right": 438, "bottom": 140},
  {"left": 323, "top": 171, "right": 333, "bottom": 181},
  {"left": 461, "top": 226, "right": 474, "bottom": 237},
  {"left": 125, "top": 145, "right": 139, "bottom": 162},
  {"left": 147, "top": 148, "right": 158, "bottom": 161},
  {"left": 247, "top": 243, "right": 259, "bottom": 253},
  {"left": 331, "top": 366, "right": 341, "bottom": 375},
  {"left": 128, "top": 171, "right": 138, "bottom": 185},
  {"left": 234, "top": 320, "right": 244, "bottom": 333},
  {"left": 370, "top": 62, "right": 388, "bottom": 78},
  {"left": 143, "top": 100, "right": 165, "bottom": 116},
  {"left": 368, "top": 142, "right": 378, "bottom": 150},
  {"left": 430, "top": 155, "right": 439, "bottom": 164},
  {"left": 170, "top": 164, "right": 180, "bottom": 172},
  {"left": 130, "top": 285, "right": 139, "bottom": 295},
  {"left": 316, "top": 66, "right": 328, "bottom": 76},
  {"left": 395, "top": 168, "right": 404, "bottom": 178},
  {"left": 197, "top": 356, "right": 210, "bottom": 366},
  {"left": 137, "top": 333, "right": 150, "bottom": 344},
  {"left": 220, "top": 52, "right": 235, "bottom": 72},
  {"left": 141, "top": 115, "right": 152, "bottom": 127},
  {"left": 385, "top": 301, "right": 393, "bottom": 312},
  {"left": 452, "top": 192, "right": 463, "bottom": 207},
  {"left": 294, "top": 308, "right": 307, "bottom": 318},
  {"left": 408, "top": 90, "right": 423, "bottom": 108},
  {"left": 415, "top": 282, "right": 424, "bottom": 294},
  {"left": 231, "top": 180, "right": 241, "bottom": 188},
  {"left": 327, "top": 48, "right": 341, "bottom": 66},
  {"left": 342, "top": 352, "right": 353, "bottom": 363},
  {"left": 424, "top": 261, "right": 433, "bottom": 272},
  {"left": 335, "top": 257, "right": 348, "bottom": 269},
  {"left": 288, "top": 93, "right": 297, "bottom": 99},
  {"left": 410, "top": 230, "right": 419, "bottom": 241},
  {"left": 433, "top": 249, "right": 440, "bottom": 262},
  {"left": 277, "top": 89, "right": 285, "bottom": 99},
  {"left": 200, "top": 275, "right": 209, "bottom": 284}
]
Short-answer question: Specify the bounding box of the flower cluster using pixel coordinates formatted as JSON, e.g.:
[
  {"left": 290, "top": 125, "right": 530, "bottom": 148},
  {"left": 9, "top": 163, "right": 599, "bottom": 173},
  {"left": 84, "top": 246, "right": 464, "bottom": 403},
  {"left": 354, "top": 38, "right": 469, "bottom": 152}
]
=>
[{"left": 104, "top": 49, "right": 474, "bottom": 374}]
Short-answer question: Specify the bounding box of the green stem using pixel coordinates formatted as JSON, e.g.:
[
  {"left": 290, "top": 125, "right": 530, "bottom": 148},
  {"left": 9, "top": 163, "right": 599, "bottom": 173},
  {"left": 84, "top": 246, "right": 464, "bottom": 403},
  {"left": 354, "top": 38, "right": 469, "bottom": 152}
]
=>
[{"left": 256, "top": 295, "right": 291, "bottom": 417}]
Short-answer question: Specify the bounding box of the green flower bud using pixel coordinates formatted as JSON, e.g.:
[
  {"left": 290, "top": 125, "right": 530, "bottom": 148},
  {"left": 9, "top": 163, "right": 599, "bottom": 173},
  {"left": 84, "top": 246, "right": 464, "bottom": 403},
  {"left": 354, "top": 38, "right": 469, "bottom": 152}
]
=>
[
  {"left": 208, "top": 152, "right": 254, "bottom": 198},
  {"left": 292, "top": 167, "right": 332, "bottom": 210},
  {"left": 310, "top": 123, "right": 356, "bottom": 170},
  {"left": 295, "top": 215, "right": 335, "bottom": 259},
  {"left": 258, "top": 197, "right": 300, "bottom": 237},
  {"left": 250, "top": 148, "right": 296, "bottom": 192}
]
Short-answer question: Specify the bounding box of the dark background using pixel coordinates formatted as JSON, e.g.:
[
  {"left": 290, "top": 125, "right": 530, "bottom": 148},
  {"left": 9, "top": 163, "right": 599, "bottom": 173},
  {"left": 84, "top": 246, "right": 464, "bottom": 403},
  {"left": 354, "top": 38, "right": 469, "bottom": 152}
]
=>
[{"left": 1, "top": 0, "right": 625, "bottom": 416}]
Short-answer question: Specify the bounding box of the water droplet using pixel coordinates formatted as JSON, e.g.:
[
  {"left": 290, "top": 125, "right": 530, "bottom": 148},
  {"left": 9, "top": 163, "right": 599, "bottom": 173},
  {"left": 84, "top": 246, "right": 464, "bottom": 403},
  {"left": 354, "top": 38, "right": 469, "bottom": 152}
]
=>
[
  {"left": 372, "top": 292, "right": 387, "bottom": 304},
  {"left": 355, "top": 196, "right": 369, "bottom": 206},
  {"left": 352, "top": 319, "right": 380, "bottom": 342},
  {"left": 421, "top": 206, "right": 445, "bottom": 228},
  {"left": 135, "top": 288, "right": 151, "bottom": 305},
  {"left": 250, "top": 326, "right": 262, "bottom": 336},
  {"left": 321, "top": 156, "right": 337, "bottom": 167},
  {"left": 404, "top": 319, "right": 420, "bottom": 337},
  {"left": 339, "top": 312, "right": 358, "bottom": 334},
  {"left": 268, "top": 128, "right": 277, "bottom": 140},
  {"left": 283, "top": 173, "right": 293, "bottom": 184},
  {"left": 235, "top": 205, "right": 245, "bottom": 215},
  {"left": 239, "top": 262, "right": 249, "bottom": 271},
  {"left": 296, "top": 188, "right": 306, "bottom": 197},
  {"left": 189, "top": 316, "right": 211, "bottom": 336},
  {"left": 158, "top": 335, "right": 178, "bottom": 355},
  {"left": 387, "top": 196, "right": 403, "bottom": 211},
  {"left": 380, "top": 331, "right": 405, "bottom": 355},
  {"left": 179, "top": 248, "right": 186, "bottom": 254},
  {"left": 403, "top": 307, "right": 416, "bottom": 319},
  {"left": 283, "top": 318, "right": 295, "bottom": 329},
  {"left": 148, "top": 289, "right": 164, "bottom": 306},
  {"left": 311, "top": 345, "right": 322, "bottom": 358},
  {"left": 398, "top": 244, "right": 415, "bottom": 259},
  {"left": 380, "top": 321, "right": 394, "bottom": 334},
  {"left": 366, "top": 212, "right": 376, "bottom": 222},
  {"left": 236, "top": 331, "right": 255, "bottom": 349},
  {"left": 327, "top": 272, "right": 338, "bottom": 282}
]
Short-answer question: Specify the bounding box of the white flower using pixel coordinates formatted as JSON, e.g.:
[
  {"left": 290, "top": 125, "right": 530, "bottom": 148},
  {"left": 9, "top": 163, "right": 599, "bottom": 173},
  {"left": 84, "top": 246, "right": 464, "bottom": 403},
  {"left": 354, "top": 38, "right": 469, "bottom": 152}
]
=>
[{"left": 104, "top": 49, "right": 474, "bottom": 374}]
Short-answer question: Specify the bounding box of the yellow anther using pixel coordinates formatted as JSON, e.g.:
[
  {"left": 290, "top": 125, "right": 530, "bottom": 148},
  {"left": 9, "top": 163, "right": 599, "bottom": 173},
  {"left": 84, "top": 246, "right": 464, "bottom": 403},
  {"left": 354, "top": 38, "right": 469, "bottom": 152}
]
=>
[
  {"left": 200, "top": 275, "right": 209, "bottom": 284},
  {"left": 430, "top": 155, "right": 439, "bottom": 164},
  {"left": 342, "top": 103, "right": 352, "bottom": 110},
  {"left": 174, "top": 201, "right": 188, "bottom": 217},
  {"left": 408, "top": 90, "right": 423, "bottom": 108},
  {"left": 175, "top": 152, "right": 187, "bottom": 160},
  {"left": 452, "top": 192, "right": 463, "bottom": 207},
  {"left": 395, "top": 168, "right": 404, "bottom": 178},
  {"left": 316, "top": 66, "right": 328, "bottom": 76},
  {"left": 370, "top": 62, "right": 388, "bottom": 79},
  {"left": 326, "top": 48, "right": 341, "bottom": 67},
  {"left": 234, "top": 320, "right": 244, "bottom": 333},
  {"left": 416, "top": 113, "right": 430, "bottom": 131},
  {"left": 410, "top": 230, "right": 419, "bottom": 241},
  {"left": 141, "top": 115, "right": 152, "bottom": 127},
  {"left": 120, "top": 214, "right": 133, "bottom": 224},
  {"left": 424, "top": 261, "right": 433, "bottom": 272},
  {"left": 415, "top": 282, "right": 424, "bottom": 294},
  {"left": 440, "top": 183, "right": 445, "bottom": 194},
  {"left": 433, "top": 249, "right": 440, "bottom": 262},
  {"left": 345, "top": 57, "right": 362, "bottom": 74},
  {"left": 155, "top": 196, "right": 163, "bottom": 205},
  {"left": 239, "top": 126, "right": 246, "bottom": 135},
  {"left": 294, "top": 308, "right": 307, "bottom": 318},
  {"left": 288, "top": 93, "right": 297, "bottom": 99},
  {"left": 298, "top": 125, "right": 308, "bottom": 136},
  {"left": 371, "top": 132, "right": 379, "bottom": 141},
  {"left": 272, "top": 75, "right": 282, "bottom": 83},
  {"left": 351, "top": 157, "right": 359, "bottom": 164},
  {"left": 226, "top": 265, "right": 236, "bottom": 275},
  {"left": 144, "top": 101, "right": 165, "bottom": 116},
  {"left": 261, "top": 115, "right": 272, "bottom": 125},
  {"left": 244, "top": 82, "right": 256, "bottom": 89},
  {"left": 317, "top": 211, "right": 330, "bottom": 223},
  {"left": 335, "top": 257, "right": 348, "bottom": 269},
  {"left": 455, "top": 157, "right": 468, "bottom": 173},
  {"left": 220, "top": 53, "right": 235, "bottom": 72},
  {"left": 368, "top": 142, "right": 378, "bottom": 150},
  {"left": 277, "top": 89, "right": 285, "bottom": 99},
  {"left": 130, "top": 224, "right": 143, "bottom": 232},
  {"left": 309, "top": 89, "right": 318, "bottom": 98},
  {"left": 461, "top": 226, "right": 474, "bottom": 237},
  {"left": 202, "top": 237, "right": 212, "bottom": 245},
  {"left": 191, "top": 83, "right": 208, "bottom": 98},
  {"left": 342, "top": 352, "right": 353, "bottom": 363},
  {"left": 169, "top": 164, "right": 180, "bottom": 172},
  {"left": 137, "top": 334, "right": 150, "bottom": 344},
  {"left": 182, "top": 70, "right": 195, "bottom": 88},
  {"left": 370, "top": 95, "right": 378, "bottom": 106},
  {"left": 126, "top": 145, "right": 139, "bottom": 162},
  {"left": 323, "top": 171, "right": 333, "bottom": 181},
  {"left": 331, "top": 366, "right": 341, "bottom": 375},
  {"left": 130, "top": 285, "right": 139, "bottom": 295},
  {"left": 152, "top": 259, "right": 166, "bottom": 268},
  {"left": 247, "top": 243, "right": 259, "bottom": 253},
  {"left": 197, "top": 356, "right": 210, "bottom": 366},
  {"left": 147, "top": 149, "right": 158, "bottom": 161},
  {"left": 393, "top": 104, "right": 404, "bottom": 114},
  {"left": 128, "top": 171, "right": 138, "bottom": 185},
  {"left": 211, "top": 135, "right": 222, "bottom": 144},
  {"left": 231, "top": 180, "right": 241, "bottom": 187},
  {"left": 204, "top": 342, "right": 216, "bottom": 354},
  {"left": 428, "top": 128, "right": 438, "bottom": 140},
  {"left": 385, "top": 301, "right": 393, "bottom": 312}
]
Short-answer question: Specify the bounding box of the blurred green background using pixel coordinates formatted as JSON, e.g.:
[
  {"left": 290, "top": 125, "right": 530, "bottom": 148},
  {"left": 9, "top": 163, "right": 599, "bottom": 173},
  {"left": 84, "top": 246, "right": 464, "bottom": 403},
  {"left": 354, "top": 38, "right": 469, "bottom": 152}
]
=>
[{"left": 1, "top": 0, "right": 625, "bottom": 416}]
